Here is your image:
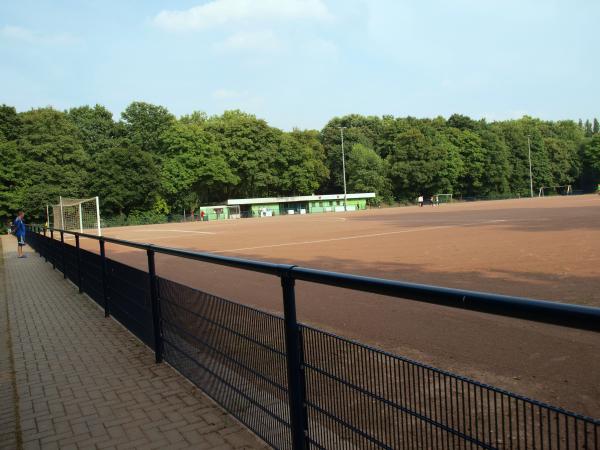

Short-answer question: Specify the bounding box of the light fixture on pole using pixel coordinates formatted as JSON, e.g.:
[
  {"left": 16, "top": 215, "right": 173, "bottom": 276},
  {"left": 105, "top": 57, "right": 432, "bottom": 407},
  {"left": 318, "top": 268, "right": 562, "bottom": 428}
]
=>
[
  {"left": 339, "top": 126, "right": 348, "bottom": 211},
  {"left": 527, "top": 135, "right": 534, "bottom": 198}
]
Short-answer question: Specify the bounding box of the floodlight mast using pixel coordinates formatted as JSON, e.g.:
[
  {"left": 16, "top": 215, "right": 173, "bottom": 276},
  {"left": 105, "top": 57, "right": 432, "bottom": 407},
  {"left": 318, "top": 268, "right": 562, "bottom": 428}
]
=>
[
  {"left": 527, "top": 136, "right": 534, "bottom": 198},
  {"left": 339, "top": 126, "right": 348, "bottom": 211}
]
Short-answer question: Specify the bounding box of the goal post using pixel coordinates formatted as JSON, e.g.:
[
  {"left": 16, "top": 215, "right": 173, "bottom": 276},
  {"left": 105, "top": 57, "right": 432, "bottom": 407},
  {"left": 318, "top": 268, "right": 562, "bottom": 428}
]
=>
[
  {"left": 434, "top": 193, "right": 453, "bottom": 204},
  {"left": 538, "top": 185, "right": 572, "bottom": 197},
  {"left": 52, "top": 196, "right": 102, "bottom": 235}
]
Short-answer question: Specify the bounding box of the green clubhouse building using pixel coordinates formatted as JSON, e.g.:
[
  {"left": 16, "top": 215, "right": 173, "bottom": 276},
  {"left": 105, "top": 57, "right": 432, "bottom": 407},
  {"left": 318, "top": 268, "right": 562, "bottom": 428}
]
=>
[{"left": 227, "top": 193, "right": 376, "bottom": 217}]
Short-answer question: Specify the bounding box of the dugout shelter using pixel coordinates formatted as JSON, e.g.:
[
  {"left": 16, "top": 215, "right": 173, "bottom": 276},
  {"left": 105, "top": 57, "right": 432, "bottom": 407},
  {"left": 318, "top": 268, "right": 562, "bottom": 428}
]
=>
[{"left": 227, "top": 193, "right": 375, "bottom": 217}]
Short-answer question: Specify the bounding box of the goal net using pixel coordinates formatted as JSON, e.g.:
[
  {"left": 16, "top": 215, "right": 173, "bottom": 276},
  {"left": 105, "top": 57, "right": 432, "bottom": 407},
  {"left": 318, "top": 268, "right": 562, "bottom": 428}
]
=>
[
  {"left": 538, "top": 185, "right": 572, "bottom": 197},
  {"left": 51, "top": 196, "right": 102, "bottom": 235},
  {"left": 434, "top": 194, "right": 453, "bottom": 204}
]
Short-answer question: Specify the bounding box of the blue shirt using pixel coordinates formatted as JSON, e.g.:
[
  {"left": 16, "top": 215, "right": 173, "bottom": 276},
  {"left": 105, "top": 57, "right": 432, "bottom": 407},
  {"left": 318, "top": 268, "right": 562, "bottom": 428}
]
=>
[{"left": 14, "top": 217, "right": 25, "bottom": 237}]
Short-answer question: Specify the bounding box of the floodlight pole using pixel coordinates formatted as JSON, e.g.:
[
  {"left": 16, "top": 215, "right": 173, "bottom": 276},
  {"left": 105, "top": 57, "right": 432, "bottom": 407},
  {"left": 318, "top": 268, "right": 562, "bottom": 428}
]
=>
[
  {"left": 339, "top": 126, "right": 348, "bottom": 211},
  {"left": 527, "top": 136, "right": 534, "bottom": 198}
]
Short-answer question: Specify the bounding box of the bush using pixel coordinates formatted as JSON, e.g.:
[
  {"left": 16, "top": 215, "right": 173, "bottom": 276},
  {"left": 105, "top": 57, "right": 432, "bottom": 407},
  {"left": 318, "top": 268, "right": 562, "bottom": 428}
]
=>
[{"left": 102, "top": 211, "right": 169, "bottom": 228}]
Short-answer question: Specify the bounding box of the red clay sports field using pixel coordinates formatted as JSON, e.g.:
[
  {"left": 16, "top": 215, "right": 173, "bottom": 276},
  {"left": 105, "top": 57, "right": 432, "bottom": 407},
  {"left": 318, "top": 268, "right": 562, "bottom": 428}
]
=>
[{"left": 73, "top": 195, "right": 600, "bottom": 417}]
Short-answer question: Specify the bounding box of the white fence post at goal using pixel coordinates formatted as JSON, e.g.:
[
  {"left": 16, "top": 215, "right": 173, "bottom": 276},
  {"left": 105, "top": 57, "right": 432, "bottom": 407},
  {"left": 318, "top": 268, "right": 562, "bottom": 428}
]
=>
[
  {"left": 59, "top": 196, "right": 64, "bottom": 229},
  {"left": 95, "top": 196, "right": 101, "bottom": 236}
]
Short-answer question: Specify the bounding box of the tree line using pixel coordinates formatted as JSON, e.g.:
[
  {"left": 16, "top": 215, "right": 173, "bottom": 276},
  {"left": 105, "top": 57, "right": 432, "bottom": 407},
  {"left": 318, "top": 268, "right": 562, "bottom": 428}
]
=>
[{"left": 1, "top": 102, "right": 599, "bottom": 223}]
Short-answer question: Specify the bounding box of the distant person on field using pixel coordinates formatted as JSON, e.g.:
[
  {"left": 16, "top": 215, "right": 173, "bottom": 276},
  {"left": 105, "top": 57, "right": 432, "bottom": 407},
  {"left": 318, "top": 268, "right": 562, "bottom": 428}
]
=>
[
  {"left": 13, "top": 210, "right": 26, "bottom": 258},
  {"left": 200, "top": 210, "right": 205, "bottom": 221},
  {"left": 418, "top": 195, "right": 424, "bottom": 207}
]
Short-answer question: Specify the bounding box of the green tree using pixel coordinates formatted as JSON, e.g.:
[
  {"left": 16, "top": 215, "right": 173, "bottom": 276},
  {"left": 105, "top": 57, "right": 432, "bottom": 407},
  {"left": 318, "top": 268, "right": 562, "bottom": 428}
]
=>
[
  {"left": 121, "top": 102, "right": 175, "bottom": 154},
  {"left": 584, "top": 119, "right": 593, "bottom": 137},
  {"left": 67, "top": 104, "right": 119, "bottom": 156},
  {"left": 346, "top": 144, "right": 392, "bottom": 204},
  {"left": 203, "top": 110, "right": 280, "bottom": 197},
  {"left": 0, "top": 104, "right": 21, "bottom": 140},
  {"left": 89, "top": 144, "right": 160, "bottom": 216},
  {"left": 0, "top": 138, "right": 22, "bottom": 221},
  {"left": 593, "top": 118, "right": 600, "bottom": 134},
  {"left": 445, "top": 127, "right": 486, "bottom": 196},
  {"left": 479, "top": 129, "right": 511, "bottom": 196},
  {"left": 159, "top": 122, "right": 238, "bottom": 212},
  {"left": 320, "top": 115, "right": 382, "bottom": 193},
  {"left": 447, "top": 114, "right": 479, "bottom": 131},
  {"left": 15, "top": 108, "right": 89, "bottom": 219},
  {"left": 387, "top": 127, "right": 462, "bottom": 200},
  {"left": 276, "top": 130, "right": 329, "bottom": 196},
  {"left": 179, "top": 111, "right": 208, "bottom": 125},
  {"left": 580, "top": 135, "right": 600, "bottom": 191}
]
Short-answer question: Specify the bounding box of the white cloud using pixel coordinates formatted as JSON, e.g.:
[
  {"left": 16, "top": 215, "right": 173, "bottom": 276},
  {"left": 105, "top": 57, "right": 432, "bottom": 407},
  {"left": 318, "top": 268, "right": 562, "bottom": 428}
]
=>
[
  {"left": 1, "top": 25, "right": 77, "bottom": 45},
  {"left": 214, "top": 30, "right": 282, "bottom": 52},
  {"left": 154, "top": 0, "right": 332, "bottom": 31}
]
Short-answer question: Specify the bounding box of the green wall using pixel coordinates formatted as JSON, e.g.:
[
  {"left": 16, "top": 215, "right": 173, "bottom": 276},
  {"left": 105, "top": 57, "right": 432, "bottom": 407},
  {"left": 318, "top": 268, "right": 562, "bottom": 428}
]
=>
[
  {"left": 250, "top": 203, "right": 281, "bottom": 216},
  {"left": 239, "top": 198, "right": 370, "bottom": 217},
  {"left": 309, "top": 198, "right": 366, "bottom": 213},
  {"left": 199, "top": 206, "right": 231, "bottom": 221}
]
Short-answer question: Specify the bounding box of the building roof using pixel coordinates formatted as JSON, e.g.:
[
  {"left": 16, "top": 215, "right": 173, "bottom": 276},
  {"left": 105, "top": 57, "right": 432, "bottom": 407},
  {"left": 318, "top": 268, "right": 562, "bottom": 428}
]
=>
[{"left": 227, "top": 193, "right": 376, "bottom": 206}]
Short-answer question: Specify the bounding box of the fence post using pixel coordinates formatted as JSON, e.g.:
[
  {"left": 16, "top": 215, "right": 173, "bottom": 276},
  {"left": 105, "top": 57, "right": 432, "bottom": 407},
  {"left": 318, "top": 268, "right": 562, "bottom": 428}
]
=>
[
  {"left": 147, "top": 248, "right": 162, "bottom": 363},
  {"left": 281, "top": 269, "right": 309, "bottom": 450},
  {"left": 75, "top": 234, "right": 83, "bottom": 293},
  {"left": 50, "top": 229, "right": 55, "bottom": 270},
  {"left": 60, "top": 231, "right": 66, "bottom": 279},
  {"left": 43, "top": 228, "right": 48, "bottom": 262},
  {"left": 100, "top": 239, "right": 109, "bottom": 318}
]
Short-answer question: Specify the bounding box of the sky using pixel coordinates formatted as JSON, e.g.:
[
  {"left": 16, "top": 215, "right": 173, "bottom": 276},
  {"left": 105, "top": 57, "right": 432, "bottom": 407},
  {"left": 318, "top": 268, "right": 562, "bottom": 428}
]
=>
[{"left": 0, "top": 0, "right": 598, "bottom": 130}]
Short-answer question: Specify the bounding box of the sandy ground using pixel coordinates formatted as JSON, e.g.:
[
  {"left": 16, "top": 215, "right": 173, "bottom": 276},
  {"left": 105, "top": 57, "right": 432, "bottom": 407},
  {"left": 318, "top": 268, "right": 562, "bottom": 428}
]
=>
[{"left": 72, "top": 195, "right": 600, "bottom": 417}]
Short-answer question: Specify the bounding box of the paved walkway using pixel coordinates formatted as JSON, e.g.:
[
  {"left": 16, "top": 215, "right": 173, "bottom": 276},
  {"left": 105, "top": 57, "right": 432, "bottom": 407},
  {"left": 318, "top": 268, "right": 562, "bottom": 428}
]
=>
[{"left": 0, "top": 236, "right": 267, "bottom": 450}]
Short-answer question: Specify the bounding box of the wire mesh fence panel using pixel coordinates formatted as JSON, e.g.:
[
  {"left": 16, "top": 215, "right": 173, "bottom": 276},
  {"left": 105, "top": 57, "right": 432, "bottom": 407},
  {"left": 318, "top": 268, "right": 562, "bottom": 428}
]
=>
[
  {"left": 300, "top": 325, "right": 599, "bottom": 450},
  {"left": 105, "top": 258, "right": 154, "bottom": 349},
  {"left": 79, "top": 247, "right": 104, "bottom": 307},
  {"left": 44, "top": 235, "right": 61, "bottom": 268},
  {"left": 158, "top": 277, "right": 292, "bottom": 450},
  {"left": 58, "top": 242, "right": 77, "bottom": 284}
]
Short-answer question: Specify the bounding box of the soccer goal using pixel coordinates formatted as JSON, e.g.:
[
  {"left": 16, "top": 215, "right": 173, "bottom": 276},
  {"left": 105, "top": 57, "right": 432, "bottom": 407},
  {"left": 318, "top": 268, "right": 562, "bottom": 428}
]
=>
[
  {"left": 538, "top": 185, "right": 572, "bottom": 197},
  {"left": 51, "top": 196, "right": 101, "bottom": 235},
  {"left": 434, "top": 193, "right": 453, "bottom": 204}
]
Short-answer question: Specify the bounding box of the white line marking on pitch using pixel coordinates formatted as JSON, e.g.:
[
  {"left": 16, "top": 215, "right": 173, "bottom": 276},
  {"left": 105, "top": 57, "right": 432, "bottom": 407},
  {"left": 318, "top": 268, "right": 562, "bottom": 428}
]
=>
[
  {"left": 213, "top": 219, "right": 505, "bottom": 254},
  {"left": 131, "top": 229, "right": 216, "bottom": 235}
]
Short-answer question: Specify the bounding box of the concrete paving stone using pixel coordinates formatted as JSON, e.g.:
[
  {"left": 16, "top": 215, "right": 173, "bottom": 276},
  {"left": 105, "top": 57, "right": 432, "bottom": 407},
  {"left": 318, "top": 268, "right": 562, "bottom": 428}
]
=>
[{"left": 1, "top": 236, "right": 267, "bottom": 450}]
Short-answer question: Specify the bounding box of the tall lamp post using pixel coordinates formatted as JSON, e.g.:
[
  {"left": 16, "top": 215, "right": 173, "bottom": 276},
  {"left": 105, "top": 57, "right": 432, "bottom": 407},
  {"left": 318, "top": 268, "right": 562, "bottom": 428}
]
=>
[
  {"left": 339, "top": 126, "right": 348, "bottom": 211},
  {"left": 527, "top": 135, "right": 534, "bottom": 198}
]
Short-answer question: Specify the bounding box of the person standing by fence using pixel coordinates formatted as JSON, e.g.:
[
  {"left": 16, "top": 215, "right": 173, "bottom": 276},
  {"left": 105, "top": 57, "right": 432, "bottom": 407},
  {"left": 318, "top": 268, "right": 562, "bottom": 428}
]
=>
[{"left": 13, "top": 210, "right": 26, "bottom": 258}]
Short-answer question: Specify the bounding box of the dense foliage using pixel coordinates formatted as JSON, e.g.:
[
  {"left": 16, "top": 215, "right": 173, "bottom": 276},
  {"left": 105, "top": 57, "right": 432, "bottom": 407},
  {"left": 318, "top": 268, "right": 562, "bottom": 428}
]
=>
[{"left": 0, "top": 102, "right": 598, "bottom": 222}]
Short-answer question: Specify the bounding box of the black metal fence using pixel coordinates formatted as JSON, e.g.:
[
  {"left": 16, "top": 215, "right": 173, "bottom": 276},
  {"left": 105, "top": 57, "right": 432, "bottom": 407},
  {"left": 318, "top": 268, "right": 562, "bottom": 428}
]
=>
[{"left": 25, "top": 226, "right": 600, "bottom": 450}]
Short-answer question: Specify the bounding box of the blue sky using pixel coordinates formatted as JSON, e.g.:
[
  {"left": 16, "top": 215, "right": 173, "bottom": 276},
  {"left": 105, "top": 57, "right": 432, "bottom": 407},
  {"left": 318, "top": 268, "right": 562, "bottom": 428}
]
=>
[{"left": 1, "top": 0, "right": 598, "bottom": 130}]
